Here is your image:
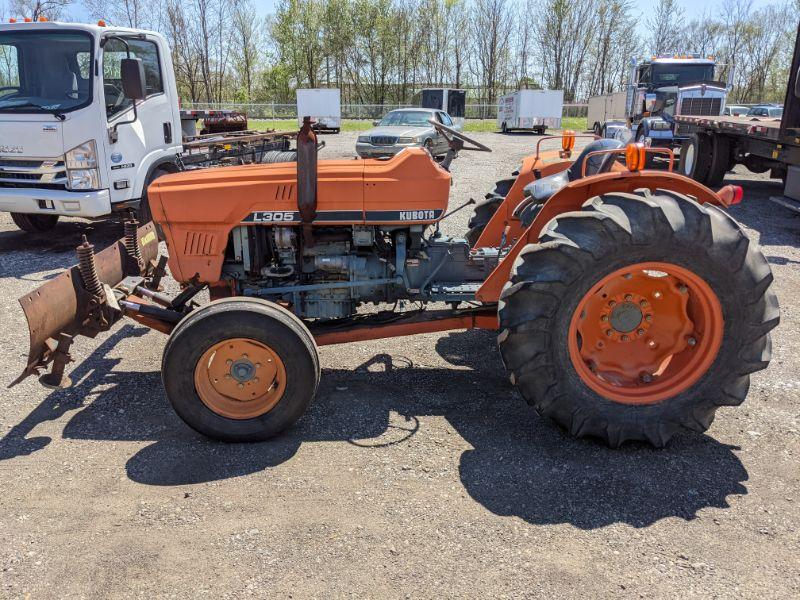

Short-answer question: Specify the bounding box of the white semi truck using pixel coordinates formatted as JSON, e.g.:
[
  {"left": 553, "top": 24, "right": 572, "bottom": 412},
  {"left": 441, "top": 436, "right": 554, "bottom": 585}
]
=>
[
  {"left": 0, "top": 20, "right": 291, "bottom": 234},
  {"left": 588, "top": 54, "right": 728, "bottom": 148}
]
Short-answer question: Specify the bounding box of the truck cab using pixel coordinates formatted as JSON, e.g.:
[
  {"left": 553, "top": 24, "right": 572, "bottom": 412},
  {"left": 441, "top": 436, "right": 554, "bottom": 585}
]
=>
[
  {"left": 0, "top": 21, "right": 182, "bottom": 232},
  {"left": 596, "top": 54, "right": 727, "bottom": 149}
]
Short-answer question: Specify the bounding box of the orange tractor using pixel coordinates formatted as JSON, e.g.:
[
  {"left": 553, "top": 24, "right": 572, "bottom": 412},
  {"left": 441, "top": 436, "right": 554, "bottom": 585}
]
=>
[{"left": 13, "top": 120, "right": 779, "bottom": 447}]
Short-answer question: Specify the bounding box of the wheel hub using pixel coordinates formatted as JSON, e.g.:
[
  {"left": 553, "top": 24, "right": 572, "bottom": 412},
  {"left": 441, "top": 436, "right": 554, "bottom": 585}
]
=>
[
  {"left": 568, "top": 263, "right": 724, "bottom": 405},
  {"left": 194, "top": 338, "right": 286, "bottom": 419},
  {"left": 609, "top": 301, "right": 643, "bottom": 333}
]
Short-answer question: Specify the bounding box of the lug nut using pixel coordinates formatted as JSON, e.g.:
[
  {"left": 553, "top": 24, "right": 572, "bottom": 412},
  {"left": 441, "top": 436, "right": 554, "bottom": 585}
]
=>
[
  {"left": 640, "top": 300, "right": 649, "bottom": 308},
  {"left": 645, "top": 314, "right": 653, "bottom": 322},
  {"left": 606, "top": 330, "right": 613, "bottom": 337},
  {"left": 226, "top": 359, "right": 233, "bottom": 366},
  {"left": 621, "top": 335, "right": 629, "bottom": 342},
  {"left": 609, "top": 300, "right": 617, "bottom": 307},
  {"left": 637, "top": 329, "right": 645, "bottom": 336},
  {"left": 601, "top": 315, "right": 609, "bottom": 322},
  {"left": 625, "top": 294, "right": 633, "bottom": 301},
  {"left": 641, "top": 373, "right": 653, "bottom": 383},
  {"left": 687, "top": 337, "right": 697, "bottom": 346},
  {"left": 238, "top": 383, "right": 244, "bottom": 389},
  {"left": 678, "top": 285, "right": 688, "bottom": 294},
  {"left": 255, "top": 363, "right": 261, "bottom": 369}
]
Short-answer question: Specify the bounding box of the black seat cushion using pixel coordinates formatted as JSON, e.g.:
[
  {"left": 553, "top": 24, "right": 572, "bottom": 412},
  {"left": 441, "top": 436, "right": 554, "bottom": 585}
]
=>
[{"left": 521, "top": 138, "right": 625, "bottom": 205}]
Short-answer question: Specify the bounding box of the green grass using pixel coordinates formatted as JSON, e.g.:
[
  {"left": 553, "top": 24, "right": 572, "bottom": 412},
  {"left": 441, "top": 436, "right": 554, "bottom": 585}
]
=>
[{"left": 249, "top": 117, "right": 589, "bottom": 134}]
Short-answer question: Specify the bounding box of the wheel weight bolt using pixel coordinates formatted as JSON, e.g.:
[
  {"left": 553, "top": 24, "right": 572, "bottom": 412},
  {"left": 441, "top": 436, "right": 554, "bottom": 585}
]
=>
[{"left": 687, "top": 337, "right": 697, "bottom": 346}]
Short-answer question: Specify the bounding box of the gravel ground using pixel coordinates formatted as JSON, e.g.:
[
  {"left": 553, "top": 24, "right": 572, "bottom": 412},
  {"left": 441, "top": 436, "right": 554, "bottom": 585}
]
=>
[{"left": 0, "top": 132, "right": 798, "bottom": 598}]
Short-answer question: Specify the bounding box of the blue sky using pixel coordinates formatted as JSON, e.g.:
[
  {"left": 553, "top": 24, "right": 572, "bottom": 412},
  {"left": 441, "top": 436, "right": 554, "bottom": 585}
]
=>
[{"left": 64, "top": 0, "right": 780, "bottom": 36}]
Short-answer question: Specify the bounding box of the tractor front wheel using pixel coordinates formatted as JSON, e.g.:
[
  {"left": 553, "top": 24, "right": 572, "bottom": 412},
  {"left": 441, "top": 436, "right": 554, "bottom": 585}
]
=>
[
  {"left": 498, "top": 189, "right": 778, "bottom": 447},
  {"left": 162, "top": 298, "right": 320, "bottom": 442}
]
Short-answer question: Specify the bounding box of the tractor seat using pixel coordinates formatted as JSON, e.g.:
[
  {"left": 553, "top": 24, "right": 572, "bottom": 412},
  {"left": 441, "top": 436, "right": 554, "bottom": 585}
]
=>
[{"left": 520, "top": 138, "right": 625, "bottom": 206}]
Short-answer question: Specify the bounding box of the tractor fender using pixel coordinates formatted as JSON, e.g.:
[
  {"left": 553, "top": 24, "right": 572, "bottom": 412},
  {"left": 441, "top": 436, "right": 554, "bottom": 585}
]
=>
[{"left": 476, "top": 170, "right": 731, "bottom": 303}]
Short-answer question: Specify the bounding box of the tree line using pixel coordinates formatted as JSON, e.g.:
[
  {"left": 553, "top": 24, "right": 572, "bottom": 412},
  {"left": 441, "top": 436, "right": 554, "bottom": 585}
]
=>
[{"left": 1, "top": 0, "right": 798, "bottom": 106}]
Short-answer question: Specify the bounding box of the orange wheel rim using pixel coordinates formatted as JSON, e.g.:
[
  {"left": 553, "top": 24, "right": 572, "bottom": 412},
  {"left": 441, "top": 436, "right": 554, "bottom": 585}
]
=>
[
  {"left": 194, "top": 338, "right": 287, "bottom": 419},
  {"left": 568, "top": 262, "right": 723, "bottom": 405}
]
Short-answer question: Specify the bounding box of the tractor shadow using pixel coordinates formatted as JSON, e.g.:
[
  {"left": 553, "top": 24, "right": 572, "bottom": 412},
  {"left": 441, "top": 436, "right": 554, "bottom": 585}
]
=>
[
  {"left": 0, "top": 218, "right": 122, "bottom": 279},
  {"left": 0, "top": 327, "right": 748, "bottom": 529}
]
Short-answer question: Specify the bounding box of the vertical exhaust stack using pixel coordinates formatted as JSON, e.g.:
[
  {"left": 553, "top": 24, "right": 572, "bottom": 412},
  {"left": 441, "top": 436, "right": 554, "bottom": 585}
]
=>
[{"left": 297, "top": 116, "right": 318, "bottom": 246}]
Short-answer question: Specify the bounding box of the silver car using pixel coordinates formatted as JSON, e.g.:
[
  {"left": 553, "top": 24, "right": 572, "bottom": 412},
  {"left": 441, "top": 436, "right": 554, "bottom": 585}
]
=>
[{"left": 356, "top": 108, "right": 459, "bottom": 158}]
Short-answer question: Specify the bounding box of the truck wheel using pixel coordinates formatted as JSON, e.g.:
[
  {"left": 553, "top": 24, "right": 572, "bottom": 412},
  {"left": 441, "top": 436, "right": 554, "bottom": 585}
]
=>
[
  {"left": 498, "top": 189, "right": 778, "bottom": 447},
  {"left": 162, "top": 298, "right": 320, "bottom": 442},
  {"left": 10, "top": 213, "right": 59, "bottom": 233},
  {"left": 679, "top": 133, "right": 712, "bottom": 184},
  {"left": 466, "top": 195, "right": 504, "bottom": 246},
  {"left": 705, "top": 135, "right": 733, "bottom": 187},
  {"left": 593, "top": 122, "right": 602, "bottom": 137},
  {"left": 501, "top": 122, "right": 507, "bottom": 134}
]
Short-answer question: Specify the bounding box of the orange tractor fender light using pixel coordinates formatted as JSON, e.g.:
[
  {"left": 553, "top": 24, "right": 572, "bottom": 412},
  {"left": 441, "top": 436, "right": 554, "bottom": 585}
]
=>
[
  {"left": 8, "top": 18, "right": 16, "bottom": 23},
  {"left": 717, "top": 184, "right": 744, "bottom": 207},
  {"left": 23, "top": 17, "right": 32, "bottom": 22},
  {"left": 558, "top": 129, "right": 576, "bottom": 159},
  {"left": 625, "top": 142, "right": 647, "bottom": 172},
  {"left": 38, "top": 16, "right": 47, "bottom": 21}
]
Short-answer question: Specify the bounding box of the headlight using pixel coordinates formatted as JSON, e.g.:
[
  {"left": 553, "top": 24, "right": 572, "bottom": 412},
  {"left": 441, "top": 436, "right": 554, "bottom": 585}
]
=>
[
  {"left": 68, "top": 169, "right": 100, "bottom": 190},
  {"left": 397, "top": 137, "right": 414, "bottom": 144},
  {"left": 66, "top": 140, "right": 98, "bottom": 169},
  {"left": 650, "top": 120, "right": 671, "bottom": 131},
  {"left": 357, "top": 135, "right": 370, "bottom": 143},
  {"left": 65, "top": 140, "right": 100, "bottom": 190}
]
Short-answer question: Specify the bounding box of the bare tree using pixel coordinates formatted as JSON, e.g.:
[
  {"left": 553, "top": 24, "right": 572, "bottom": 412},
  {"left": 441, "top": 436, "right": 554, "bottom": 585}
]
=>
[
  {"left": 646, "top": 0, "right": 686, "bottom": 54},
  {"left": 9, "top": 0, "right": 72, "bottom": 20},
  {"left": 468, "top": 0, "right": 512, "bottom": 103}
]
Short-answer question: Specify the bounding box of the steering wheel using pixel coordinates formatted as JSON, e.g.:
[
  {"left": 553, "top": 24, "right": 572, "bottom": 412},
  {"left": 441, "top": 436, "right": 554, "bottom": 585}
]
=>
[{"left": 428, "top": 119, "right": 492, "bottom": 152}]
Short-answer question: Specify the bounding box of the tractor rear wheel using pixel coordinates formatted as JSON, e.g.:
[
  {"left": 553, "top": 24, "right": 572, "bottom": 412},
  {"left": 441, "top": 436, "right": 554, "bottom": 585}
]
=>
[
  {"left": 498, "top": 189, "right": 778, "bottom": 447},
  {"left": 466, "top": 195, "right": 504, "bottom": 246},
  {"left": 162, "top": 298, "right": 320, "bottom": 442}
]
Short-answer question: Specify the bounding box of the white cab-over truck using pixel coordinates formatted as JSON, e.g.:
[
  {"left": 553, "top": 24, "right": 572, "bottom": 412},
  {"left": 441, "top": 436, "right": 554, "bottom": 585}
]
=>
[
  {"left": 588, "top": 54, "right": 728, "bottom": 149},
  {"left": 0, "top": 21, "right": 290, "bottom": 233}
]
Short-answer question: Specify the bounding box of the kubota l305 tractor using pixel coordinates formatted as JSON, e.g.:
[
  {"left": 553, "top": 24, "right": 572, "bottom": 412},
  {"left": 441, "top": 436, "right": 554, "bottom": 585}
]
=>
[{"left": 13, "top": 120, "right": 779, "bottom": 448}]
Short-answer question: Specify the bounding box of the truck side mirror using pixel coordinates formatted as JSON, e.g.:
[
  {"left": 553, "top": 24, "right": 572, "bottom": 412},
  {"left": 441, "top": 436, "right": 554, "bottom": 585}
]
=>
[
  {"left": 121, "top": 58, "right": 146, "bottom": 100},
  {"left": 644, "top": 93, "right": 657, "bottom": 113}
]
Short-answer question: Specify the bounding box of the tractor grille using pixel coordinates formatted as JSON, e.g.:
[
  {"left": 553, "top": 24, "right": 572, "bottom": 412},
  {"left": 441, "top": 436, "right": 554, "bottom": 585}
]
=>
[
  {"left": 678, "top": 97, "right": 723, "bottom": 117},
  {"left": 370, "top": 135, "right": 398, "bottom": 146},
  {"left": 0, "top": 157, "right": 68, "bottom": 190}
]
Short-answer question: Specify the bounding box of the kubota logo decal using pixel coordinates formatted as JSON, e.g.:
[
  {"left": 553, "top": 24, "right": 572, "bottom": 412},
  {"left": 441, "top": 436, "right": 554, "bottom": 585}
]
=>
[{"left": 398, "top": 210, "right": 437, "bottom": 221}]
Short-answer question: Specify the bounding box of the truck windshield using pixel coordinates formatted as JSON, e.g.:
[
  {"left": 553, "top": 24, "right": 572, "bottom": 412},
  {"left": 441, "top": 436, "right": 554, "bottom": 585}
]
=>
[
  {"left": 651, "top": 63, "right": 715, "bottom": 88},
  {"left": 0, "top": 30, "right": 93, "bottom": 114}
]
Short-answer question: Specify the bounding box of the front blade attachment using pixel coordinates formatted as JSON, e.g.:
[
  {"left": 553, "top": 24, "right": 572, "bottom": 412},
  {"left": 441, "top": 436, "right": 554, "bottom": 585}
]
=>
[{"left": 11, "top": 221, "right": 160, "bottom": 387}]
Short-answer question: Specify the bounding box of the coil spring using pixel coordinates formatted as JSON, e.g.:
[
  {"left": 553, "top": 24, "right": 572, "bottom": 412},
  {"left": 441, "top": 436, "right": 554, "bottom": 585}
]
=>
[
  {"left": 76, "top": 235, "right": 103, "bottom": 298},
  {"left": 124, "top": 219, "right": 142, "bottom": 263}
]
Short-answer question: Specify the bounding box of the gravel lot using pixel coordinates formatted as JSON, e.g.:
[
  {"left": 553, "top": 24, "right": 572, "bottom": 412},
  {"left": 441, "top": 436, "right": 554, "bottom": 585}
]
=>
[{"left": 1, "top": 131, "right": 798, "bottom": 598}]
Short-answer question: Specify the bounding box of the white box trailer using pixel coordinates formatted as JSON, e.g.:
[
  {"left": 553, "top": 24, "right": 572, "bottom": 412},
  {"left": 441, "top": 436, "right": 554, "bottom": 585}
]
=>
[
  {"left": 497, "top": 90, "right": 564, "bottom": 133},
  {"left": 587, "top": 91, "right": 628, "bottom": 135},
  {"left": 296, "top": 88, "right": 341, "bottom": 133}
]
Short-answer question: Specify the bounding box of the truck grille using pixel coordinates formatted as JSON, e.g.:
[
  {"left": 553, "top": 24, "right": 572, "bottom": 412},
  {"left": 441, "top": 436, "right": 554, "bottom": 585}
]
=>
[
  {"left": 0, "top": 157, "right": 68, "bottom": 190},
  {"left": 679, "top": 97, "right": 722, "bottom": 117},
  {"left": 370, "top": 135, "right": 398, "bottom": 146}
]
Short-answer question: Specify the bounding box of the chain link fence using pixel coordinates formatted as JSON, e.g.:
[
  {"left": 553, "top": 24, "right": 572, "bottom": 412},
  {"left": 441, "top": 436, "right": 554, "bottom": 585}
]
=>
[{"left": 184, "top": 102, "right": 588, "bottom": 121}]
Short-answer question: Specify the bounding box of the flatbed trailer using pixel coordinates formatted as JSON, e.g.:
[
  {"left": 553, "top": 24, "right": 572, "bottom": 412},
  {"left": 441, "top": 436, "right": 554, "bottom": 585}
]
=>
[{"left": 673, "top": 24, "right": 800, "bottom": 213}]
